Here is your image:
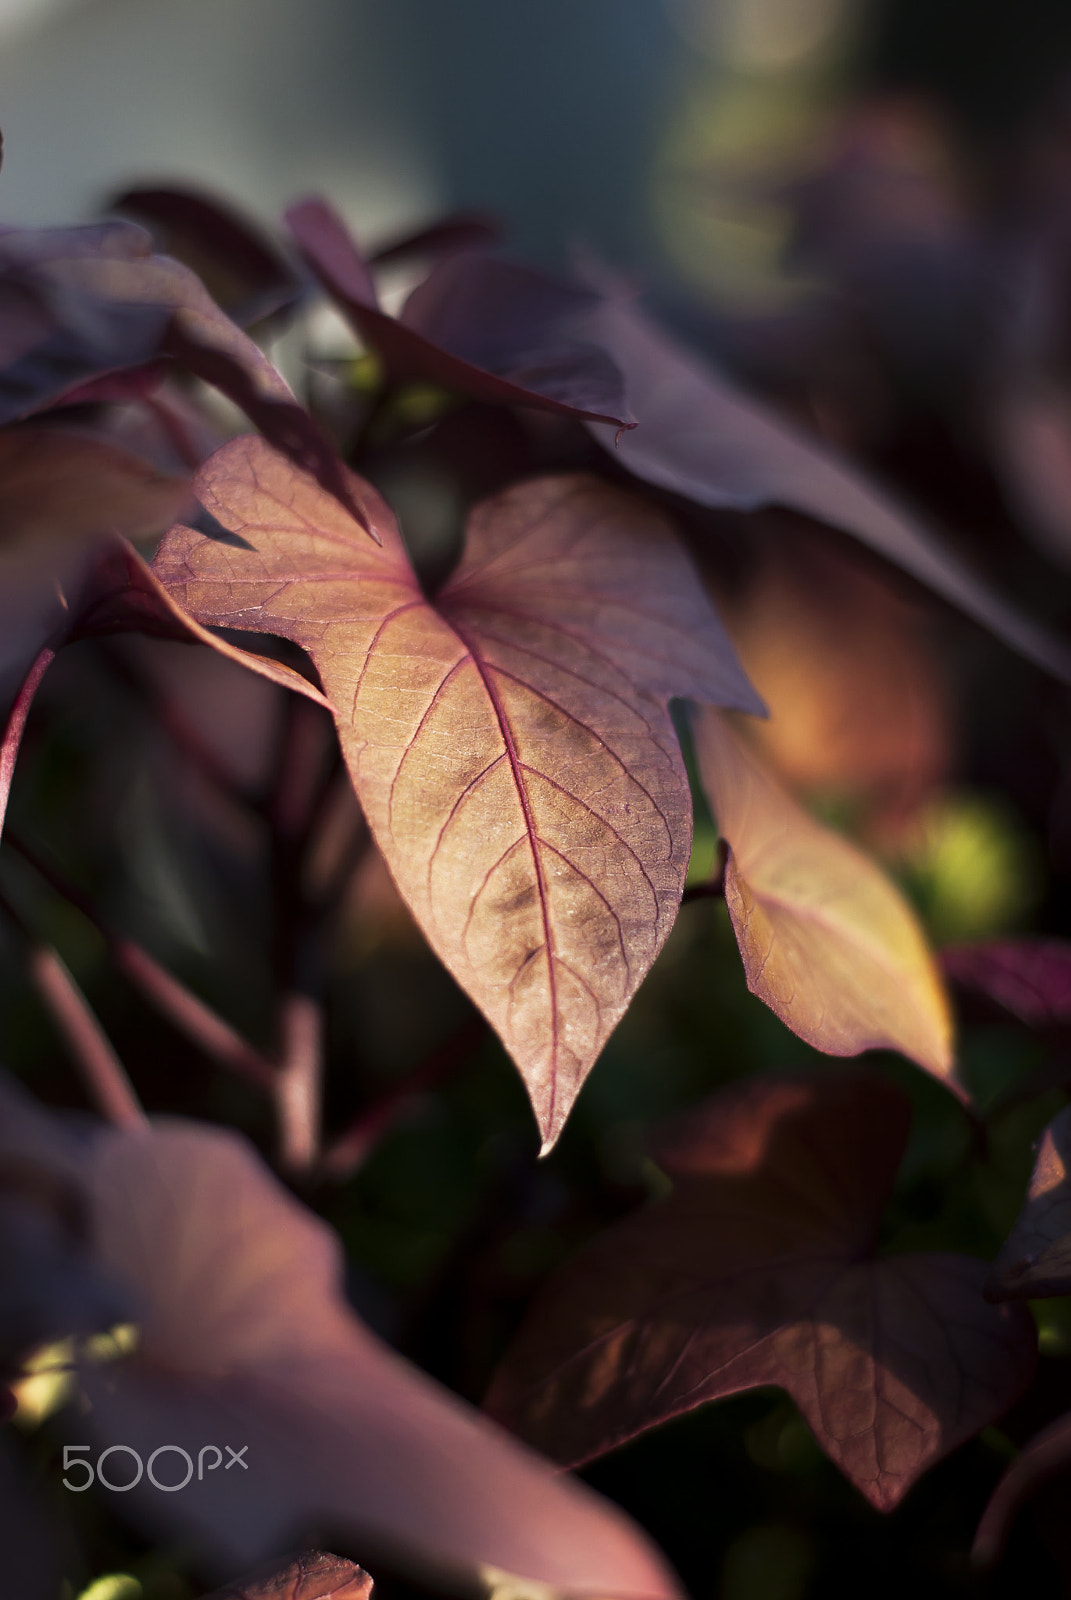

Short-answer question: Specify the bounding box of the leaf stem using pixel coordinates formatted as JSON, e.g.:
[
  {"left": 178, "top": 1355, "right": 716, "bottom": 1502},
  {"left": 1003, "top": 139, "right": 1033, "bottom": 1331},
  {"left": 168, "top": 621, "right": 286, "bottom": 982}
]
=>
[
  {"left": 276, "top": 991, "right": 323, "bottom": 1172},
  {"left": 0, "top": 648, "right": 55, "bottom": 841},
  {"left": 0, "top": 886, "right": 147, "bottom": 1131},
  {"left": 4, "top": 829, "right": 277, "bottom": 1093},
  {"left": 322, "top": 1012, "right": 486, "bottom": 1180}
]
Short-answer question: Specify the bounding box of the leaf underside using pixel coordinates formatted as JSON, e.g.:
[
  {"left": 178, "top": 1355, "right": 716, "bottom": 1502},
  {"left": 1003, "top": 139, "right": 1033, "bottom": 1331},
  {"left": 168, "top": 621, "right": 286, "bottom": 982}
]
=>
[{"left": 153, "top": 437, "right": 760, "bottom": 1146}]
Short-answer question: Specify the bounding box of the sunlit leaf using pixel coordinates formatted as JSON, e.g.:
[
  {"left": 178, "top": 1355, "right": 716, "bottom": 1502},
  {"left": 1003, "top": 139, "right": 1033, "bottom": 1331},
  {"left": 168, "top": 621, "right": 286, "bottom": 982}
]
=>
[
  {"left": 79, "top": 1118, "right": 679, "bottom": 1598},
  {"left": 485, "top": 1070, "right": 1036, "bottom": 1511},
  {"left": 153, "top": 441, "right": 761, "bottom": 1145},
  {"left": 200, "top": 1550, "right": 372, "bottom": 1600},
  {"left": 693, "top": 707, "right": 955, "bottom": 1084}
]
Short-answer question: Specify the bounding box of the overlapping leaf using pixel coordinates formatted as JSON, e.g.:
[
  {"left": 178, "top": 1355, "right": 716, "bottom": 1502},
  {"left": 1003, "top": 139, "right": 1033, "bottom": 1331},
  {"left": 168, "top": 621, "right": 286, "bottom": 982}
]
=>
[
  {"left": 77, "top": 1116, "right": 678, "bottom": 1598},
  {"left": 942, "top": 938, "right": 1071, "bottom": 1028},
  {"left": 577, "top": 288, "right": 1071, "bottom": 682},
  {"left": 973, "top": 1408, "right": 1071, "bottom": 1567},
  {"left": 693, "top": 707, "right": 955, "bottom": 1083},
  {"left": 0, "top": 219, "right": 353, "bottom": 518},
  {"left": 485, "top": 1071, "right": 1036, "bottom": 1511},
  {"left": 986, "top": 1105, "right": 1071, "bottom": 1301},
  {"left": 0, "top": 434, "right": 328, "bottom": 842},
  {"left": 153, "top": 440, "right": 761, "bottom": 1145},
  {"left": 201, "top": 1551, "right": 373, "bottom": 1600},
  {"left": 286, "top": 198, "right": 634, "bottom": 428}
]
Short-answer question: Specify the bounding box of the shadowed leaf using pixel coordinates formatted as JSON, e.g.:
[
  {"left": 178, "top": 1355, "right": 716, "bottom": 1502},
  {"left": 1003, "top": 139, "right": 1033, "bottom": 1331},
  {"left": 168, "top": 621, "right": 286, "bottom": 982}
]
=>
[
  {"left": 693, "top": 707, "right": 955, "bottom": 1085},
  {"left": 78, "top": 1118, "right": 680, "bottom": 1598},
  {"left": 987, "top": 1105, "right": 1071, "bottom": 1300},
  {"left": 974, "top": 1407, "right": 1071, "bottom": 1567},
  {"left": 485, "top": 1070, "right": 1035, "bottom": 1511},
  {"left": 153, "top": 440, "right": 760, "bottom": 1146},
  {"left": 942, "top": 938, "right": 1071, "bottom": 1027},
  {"left": 286, "top": 198, "right": 634, "bottom": 429},
  {"left": 579, "top": 290, "right": 1071, "bottom": 682},
  {"left": 369, "top": 210, "right": 504, "bottom": 268},
  {"left": 112, "top": 183, "right": 300, "bottom": 324},
  {"left": 0, "top": 220, "right": 356, "bottom": 523}
]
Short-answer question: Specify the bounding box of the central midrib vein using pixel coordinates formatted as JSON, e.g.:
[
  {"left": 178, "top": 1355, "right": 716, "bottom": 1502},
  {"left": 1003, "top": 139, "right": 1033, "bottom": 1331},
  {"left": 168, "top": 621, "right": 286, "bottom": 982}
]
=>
[{"left": 447, "top": 618, "right": 559, "bottom": 1130}]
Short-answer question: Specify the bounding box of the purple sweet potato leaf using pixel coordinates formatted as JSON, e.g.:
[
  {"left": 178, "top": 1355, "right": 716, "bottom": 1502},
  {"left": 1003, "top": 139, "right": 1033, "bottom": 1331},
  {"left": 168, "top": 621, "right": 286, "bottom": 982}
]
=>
[
  {"left": 285, "top": 198, "right": 633, "bottom": 428},
  {"left": 369, "top": 210, "right": 504, "bottom": 268},
  {"left": 578, "top": 289, "right": 1071, "bottom": 681},
  {"left": 0, "top": 426, "right": 328, "bottom": 841},
  {"left": 112, "top": 183, "right": 301, "bottom": 324},
  {"left": 77, "top": 1118, "right": 680, "bottom": 1598},
  {"left": 942, "top": 938, "right": 1071, "bottom": 1028},
  {"left": 0, "top": 220, "right": 359, "bottom": 525},
  {"left": 974, "top": 1408, "right": 1071, "bottom": 1566},
  {"left": 485, "top": 1070, "right": 1036, "bottom": 1512},
  {"left": 151, "top": 442, "right": 760, "bottom": 1147},
  {"left": 986, "top": 1105, "right": 1071, "bottom": 1300},
  {"left": 199, "top": 1551, "right": 373, "bottom": 1600}
]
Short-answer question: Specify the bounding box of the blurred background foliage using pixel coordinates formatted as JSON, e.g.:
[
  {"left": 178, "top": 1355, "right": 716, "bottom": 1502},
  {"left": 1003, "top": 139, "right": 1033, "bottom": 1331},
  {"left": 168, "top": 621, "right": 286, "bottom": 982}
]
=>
[{"left": 7, "top": 1, "right": 1071, "bottom": 1598}]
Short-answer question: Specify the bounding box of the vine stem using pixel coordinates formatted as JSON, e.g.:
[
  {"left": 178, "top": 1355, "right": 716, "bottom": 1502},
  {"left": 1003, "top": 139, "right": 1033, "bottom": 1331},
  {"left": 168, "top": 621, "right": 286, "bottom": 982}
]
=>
[
  {"left": 5, "top": 829, "right": 276, "bottom": 1093},
  {"left": 27, "top": 943, "right": 148, "bottom": 1133}
]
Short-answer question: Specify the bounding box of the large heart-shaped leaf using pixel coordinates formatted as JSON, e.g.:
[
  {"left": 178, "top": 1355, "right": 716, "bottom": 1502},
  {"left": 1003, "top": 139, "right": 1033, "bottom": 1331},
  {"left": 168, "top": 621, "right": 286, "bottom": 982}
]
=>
[
  {"left": 485, "top": 1071, "right": 1036, "bottom": 1511},
  {"left": 152, "top": 439, "right": 761, "bottom": 1145}
]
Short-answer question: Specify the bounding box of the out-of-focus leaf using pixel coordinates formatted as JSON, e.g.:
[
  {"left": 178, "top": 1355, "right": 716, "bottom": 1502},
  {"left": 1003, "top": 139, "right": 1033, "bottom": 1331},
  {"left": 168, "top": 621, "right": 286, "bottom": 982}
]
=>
[
  {"left": 0, "top": 1073, "right": 128, "bottom": 1368},
  {"left": 717, "top": 533, "right": 948, "bottom": 817},
  {"left": 485, "top": 1070, "right": 1035, "bottom": 1512},
  {"left": 987, "top": 1105, "right": 1071, "bottom": 1300},
  {"left": 974, "top": 1408, "right": 1071, "bottom": 1567},
  {"left": 368, "top": 210, "right": 504, "bottom": 268},
  {"left": 200, "top": 1550, "right": 372, "bottom": 1600},
  {"left": 0, "top": 504, "right": 331, "bottom": 842},
  {"left": 942, "top": 938, "right": 1071, "bottom": 1027},
  {"left": 0, "top": 1429, "right": 68, "bottom": 1600},
  {"left": 0, "top": 220, "right": 356, "bottom": 523},
  {"left": 579, "top": 291, "right": 1071, "bottom": 682},
  {"left": 153, "top": 442, "right": 759, "bottom": 1146},
  {"left": 286, "top": 198, "right": 634, "bottom": 429},
  {"left": 79, "top": 1118, "right": 679, "bottom": 1598},
  {"left": 693, "top": 707, "right": 955, "bottom": 1086},
  {"left": 112, "top": 184, "right": 300, "bottom": 325},
  {"left": 991, "top": 384, "right": 1071, "bottom": 571}
]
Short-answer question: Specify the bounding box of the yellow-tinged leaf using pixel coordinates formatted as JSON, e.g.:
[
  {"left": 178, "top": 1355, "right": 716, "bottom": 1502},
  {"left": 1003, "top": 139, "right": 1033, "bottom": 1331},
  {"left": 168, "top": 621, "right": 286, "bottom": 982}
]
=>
[{"left": 693, "top": 707, "right": 955, "bottom": 1083}]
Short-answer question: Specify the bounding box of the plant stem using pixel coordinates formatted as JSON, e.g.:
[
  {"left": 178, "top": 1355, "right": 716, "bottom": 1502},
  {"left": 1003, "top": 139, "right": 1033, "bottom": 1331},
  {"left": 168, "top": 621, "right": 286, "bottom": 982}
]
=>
[
  {"left": 4, "top": 829, "right": 277, "bottom": 1093},
  {"left": 27, "top": 946, "right": 149, "bottom": 1132},
  {"left": 0, "top": 648, "right": 54, "bottom": 840},
  {"left": 276, "top": 991, "right": 323, "bottom": 1172},
  {"left": 322, "top": 1013, "right": 486, "bottom": 1180}
]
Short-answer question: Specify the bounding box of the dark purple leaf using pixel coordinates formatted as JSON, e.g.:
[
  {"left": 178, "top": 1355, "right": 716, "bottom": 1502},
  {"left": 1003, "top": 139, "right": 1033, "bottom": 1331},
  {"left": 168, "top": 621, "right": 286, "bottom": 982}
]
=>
[
  {"left": 942, "top": 938, "right": 1071, "bottom": 1027},
  {"left": 368, "top": 209, "right": 504, "bottom": 268},
  {"left": 974, "top": 1409, "right": 1071, "bottom": 1567},
  {"left": 112, "top": 183, "right": 301, "bottom": 324},
  {"left": 486, "top": 1070, "right": 1036, "bottom": 1511},
  {"left": 987, "top": 1104, "right": 1071, "bottom": 1300},
  {"left": 577, "top": 285, "right": 1071, "bottom": 682},
  {"left": 0, "top": 220, "right": 361, "bottom": 525},
  {"left": 285, "top": 197, "right": 634, "bottom": 428}
]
